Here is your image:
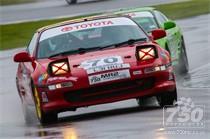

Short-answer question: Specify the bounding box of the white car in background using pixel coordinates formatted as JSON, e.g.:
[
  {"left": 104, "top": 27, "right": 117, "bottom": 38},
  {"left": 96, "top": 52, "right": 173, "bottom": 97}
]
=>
[{"left": 65, "top": 0, "right": 77, "bottom": 4}]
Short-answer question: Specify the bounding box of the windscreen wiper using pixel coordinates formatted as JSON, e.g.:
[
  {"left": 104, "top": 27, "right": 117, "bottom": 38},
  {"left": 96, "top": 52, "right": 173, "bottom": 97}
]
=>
[
  {"left": 49, "top": 47, "right": 101, "bottom": 58},
  {"left": 115, "top": 38, "right": 147, "bottom": 47},
  {"left": 99, "top": 38, "right": 147, "bottom": 50},
  {"left": 49, "top": 38, "right": 147, "bottom": 58}
]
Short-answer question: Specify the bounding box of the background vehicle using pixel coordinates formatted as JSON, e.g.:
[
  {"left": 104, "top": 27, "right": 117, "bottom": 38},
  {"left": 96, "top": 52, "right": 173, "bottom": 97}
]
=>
[
  {"left": 14, "top": 16, "right": 177, "bottom": 124},
  {"left": 114, "top": 7, "right": 189, "bottom": 74},
  {"left": 66, "top": 0, "right": 77, "bottom": 4}
]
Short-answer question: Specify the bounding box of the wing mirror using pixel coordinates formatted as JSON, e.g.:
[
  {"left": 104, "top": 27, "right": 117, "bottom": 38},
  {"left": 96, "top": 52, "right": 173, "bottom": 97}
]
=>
[
  {"left": 13, "top": 51, "right": 32, "bottom": 62},
  {"left": 164, "top": 21, "right": 176, "bottom": 30},
  {"left": 151, "top": 29, "right": 167, "bottom": 40}
]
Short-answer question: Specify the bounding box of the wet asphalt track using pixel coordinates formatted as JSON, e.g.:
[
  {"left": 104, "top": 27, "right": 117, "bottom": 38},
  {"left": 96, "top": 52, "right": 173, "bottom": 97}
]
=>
[
  {"left": 0, "top": 11, "right": 210, "bottom": 139},
  {"left": 0, "top": 0, "right": 187, "bottom": 24}
]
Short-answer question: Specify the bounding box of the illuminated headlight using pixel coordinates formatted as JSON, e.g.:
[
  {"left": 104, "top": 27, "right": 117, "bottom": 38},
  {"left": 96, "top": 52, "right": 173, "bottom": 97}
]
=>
[
  {"left": 48, "top": 82, "right": 73, "bottom": 90},
  {"left": 49, "top": 60, "right": 70, "bottom": 76},
  {"left": 137, "top": 47, "right": 156, "bottom": 61}
]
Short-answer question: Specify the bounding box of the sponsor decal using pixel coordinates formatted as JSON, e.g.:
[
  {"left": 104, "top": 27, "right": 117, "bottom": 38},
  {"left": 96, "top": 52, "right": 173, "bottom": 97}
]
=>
[
  {"left": 38, "top": 73, "right": 48, "bottom": 84},
  {"left": 126, "top": 13, "right": 137, "bottom": 17},
  {"left": 47, "top": 77, "right": 78, "bottom": 82},
  {"left": 40, "top": 17, "right": 137, "bottom": 41},
  {"left": 47, "top": 77, "right": 67, "bottom": 82},
  {"left": 88, "top": 69, "right": 130, "bottom": 85},
  {"left": 87, "top": 63, "right": 130, "bottom": 74},
  {"left": 125, "top": 11, "right": 154, "bottom": 18},
  {"left": 61, "top": 20, "right": 113, "bottom": 32}
]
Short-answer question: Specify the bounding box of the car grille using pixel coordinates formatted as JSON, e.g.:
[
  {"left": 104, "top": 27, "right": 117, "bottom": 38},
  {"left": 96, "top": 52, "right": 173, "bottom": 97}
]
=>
[{"left": 63, "top": 78, "right": 155, "bottom": 103}]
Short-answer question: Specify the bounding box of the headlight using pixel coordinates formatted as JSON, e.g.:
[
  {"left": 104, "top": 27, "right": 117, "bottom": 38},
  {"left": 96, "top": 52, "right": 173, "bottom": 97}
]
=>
[
  {"left": 49, "top": 59, "right": 70, "bottom": 76},
  {"left": 136, "top": 46, "right": 157, "bottom": 61}
]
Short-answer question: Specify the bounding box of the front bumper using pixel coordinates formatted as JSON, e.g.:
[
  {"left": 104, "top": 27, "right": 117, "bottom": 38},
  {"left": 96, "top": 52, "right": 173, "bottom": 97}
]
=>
[{"left": 37, "top": 69, "right": 176, "bottom": 113}]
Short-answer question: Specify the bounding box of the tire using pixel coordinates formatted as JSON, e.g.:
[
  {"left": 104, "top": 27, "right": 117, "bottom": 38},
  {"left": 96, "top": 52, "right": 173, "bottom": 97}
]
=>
[
  {"left": 165, "top": 44, "right": 171, "bottom": 56},
  {"left": 156, "top": 89, "right": 177, "bottom": 107},
  {"left": 66, "top": 0, "right": 77, "bottom": 4},
  {"left": 38, "top": 111, "right": 58, "bottom": 125},
  {"left": 136, "top": 98, "right": 149, "bottom": 107},
  {"left": 32, "top": 84, "right": 57, "bottom": 124},
  {"left": 178, "top": 38, "right": 189, "bottom": 74}
]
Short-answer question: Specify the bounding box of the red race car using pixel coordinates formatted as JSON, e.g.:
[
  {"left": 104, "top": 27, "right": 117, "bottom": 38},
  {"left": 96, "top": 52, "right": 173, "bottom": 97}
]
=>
[{"left": 14, "top": 16, "right": 177, "bottom": 124}]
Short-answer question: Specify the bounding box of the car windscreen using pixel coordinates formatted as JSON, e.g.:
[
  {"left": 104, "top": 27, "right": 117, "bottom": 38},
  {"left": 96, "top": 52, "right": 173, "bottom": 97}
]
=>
[
  {"left": 126, "top": 12, "right": 159, "bottom": 33},
  {"left": 37, "top": 17, "right": 148, "bottom": 59}
]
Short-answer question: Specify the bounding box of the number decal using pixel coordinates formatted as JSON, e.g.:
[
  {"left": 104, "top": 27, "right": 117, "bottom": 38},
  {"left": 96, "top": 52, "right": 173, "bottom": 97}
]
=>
[
  {"left": 104, "top": 57, "right": 118, "bottom": 64},
  {"left": 80, "top": 56, "right": 123, "bottom": 69},
  {"left": 87, "top": 59, "right": 101, "bottom": 67}
]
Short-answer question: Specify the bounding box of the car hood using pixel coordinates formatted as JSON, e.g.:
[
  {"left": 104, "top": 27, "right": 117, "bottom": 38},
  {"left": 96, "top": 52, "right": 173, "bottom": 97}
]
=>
[
  {"left": 35, "top": 42, "right": 161, "bottom": 78},
  {"left": 68, "top": 46, "right": 136, "bottom": 68},
  {"left": 37, "top": 44, "right": 142, "bottom": 71}
]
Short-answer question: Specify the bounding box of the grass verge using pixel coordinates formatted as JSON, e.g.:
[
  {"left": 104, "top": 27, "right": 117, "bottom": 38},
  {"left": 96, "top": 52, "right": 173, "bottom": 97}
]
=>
[
  {"left": 155, "top": 0, "right": 210, "bottom": 20},
  {"left": 0, "top": 0, "right": 34, "bottom": 5},
  {"left": 0, "top": 0, "right": 210, "bottom": 50}
]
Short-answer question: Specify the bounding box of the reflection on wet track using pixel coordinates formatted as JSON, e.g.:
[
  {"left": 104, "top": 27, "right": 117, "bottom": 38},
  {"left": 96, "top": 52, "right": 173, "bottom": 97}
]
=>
[
  {"left": 183, "top": 63, "right": 210, "bottom": 88},
  {"left": 0, "top": 14, "right": 210, "bottom": 139}
]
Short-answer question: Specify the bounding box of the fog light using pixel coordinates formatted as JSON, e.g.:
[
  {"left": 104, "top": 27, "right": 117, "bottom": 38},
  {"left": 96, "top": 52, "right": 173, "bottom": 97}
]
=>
[
  {"left": 56, "top": 84, "right": 62, "bottom": 89},
  {"left": 133, "top": 70, "right": 142, "bottom": 75},
  {"left": 48, "top": 85, "right": 56, "bottom": 90},
  {"left": 160, "top": 65, "right": 166, "bottom": 71},
  {"left": 48, "top": 82, "right": 73, "bottom": 90},
  {"left": 144, "top": 65, "right": 167, "bottom": 74},
  {"left": 155, "top": 67, "right": 161, "bottom": 71}
]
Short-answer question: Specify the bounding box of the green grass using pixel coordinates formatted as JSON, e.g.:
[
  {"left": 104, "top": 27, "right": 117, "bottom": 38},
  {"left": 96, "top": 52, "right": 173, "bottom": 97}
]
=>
[
  {"left": 0, "top": 0, "right": 34, "bottom": 5},
  {"left": 0, "top": 15, "right": 94, "bottom": 50},
  {"left": 155, "top": 0, "right": 210, "bottom": 20},
  {"left": 0, "top": 0, "right": 210, "bottom": 50}
]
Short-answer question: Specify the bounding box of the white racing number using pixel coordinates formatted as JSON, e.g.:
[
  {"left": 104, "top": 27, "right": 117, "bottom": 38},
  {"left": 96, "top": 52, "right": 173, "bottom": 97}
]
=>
[
  {"left": 80, "top": 56, "right": 130, "bottom": 74},
  {"left": 80, "top": 56, "right": 123, "bottom": 70}
]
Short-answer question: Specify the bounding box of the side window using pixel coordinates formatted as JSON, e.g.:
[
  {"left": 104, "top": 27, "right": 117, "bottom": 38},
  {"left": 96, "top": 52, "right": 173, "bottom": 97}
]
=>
[
  {"left": 154, "top": 11, "right": 168, "bottom": 25},
  {"left": 160, "top": 12, "right": 169, "bottom": 21},
  {"left": 27, "top": 33, "right": 38, "bottom": 55}
]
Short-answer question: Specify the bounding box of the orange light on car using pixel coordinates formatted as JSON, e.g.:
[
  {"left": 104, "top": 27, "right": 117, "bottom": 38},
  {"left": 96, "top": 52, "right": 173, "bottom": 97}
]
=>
[
  {"left": 138, "top": 47, "right": 156, "bottom": 60},
  {"left": 51, "top": 61, "right": 69, "bottom": 75}
]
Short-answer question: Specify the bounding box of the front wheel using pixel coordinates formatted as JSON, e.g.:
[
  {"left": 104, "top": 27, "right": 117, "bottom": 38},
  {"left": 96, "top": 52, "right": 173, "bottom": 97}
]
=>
[
  {"left": 156, "top": 89, "right": 177, "bottom": 107},
  {"left": 66, "top": 0, "right": 77, "bottom": 4},
  {"left": 33, "top": 85, "right": 57, "bottom": 124},
  {"left": 178, "top": 38, "right": 189, "bottom": 74},
  {"left": 136, "top": 97, "right": 153, "bottom": 107}
]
